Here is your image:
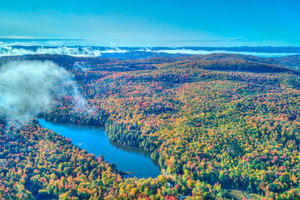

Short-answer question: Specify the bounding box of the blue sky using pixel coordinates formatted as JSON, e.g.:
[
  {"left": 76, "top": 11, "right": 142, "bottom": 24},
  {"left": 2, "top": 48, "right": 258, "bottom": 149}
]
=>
[{"left": 0, "top": 0, "right": 300, "bottom": 46}]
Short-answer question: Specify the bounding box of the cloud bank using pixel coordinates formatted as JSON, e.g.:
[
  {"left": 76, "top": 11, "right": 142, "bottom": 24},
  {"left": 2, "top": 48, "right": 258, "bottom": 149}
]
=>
[
  {"left": 0, "top": 61, "right": 85, "bottom": 125},
  {"left": 0, "top": 44, "right": 102, "bottom": 57},
  {"left": 0, "top": 42, "right": 129, "bottom": 57},
  {"left": 0, "top": 41, "right": 300, "bottom": 58},
  {"left": 151, "top": 49, "right": 300, "bottom": 58}
]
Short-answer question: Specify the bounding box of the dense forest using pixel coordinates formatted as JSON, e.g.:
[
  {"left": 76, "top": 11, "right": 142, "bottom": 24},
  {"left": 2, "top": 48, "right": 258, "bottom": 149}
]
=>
[{"left": 0, "top": 54, "right": 300, "bottom": 199}]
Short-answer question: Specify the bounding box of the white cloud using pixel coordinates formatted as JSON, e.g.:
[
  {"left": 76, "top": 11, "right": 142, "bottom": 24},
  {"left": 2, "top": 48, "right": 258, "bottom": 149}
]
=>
[
  {"left": 152, "top": 49, "right": 300, "bottom": 57},
  {"left": 0, "top": 41, "right": 132, "bottom": 57},
  {"left": 0, "top": 61, "right": 85, "bottom": 124}
]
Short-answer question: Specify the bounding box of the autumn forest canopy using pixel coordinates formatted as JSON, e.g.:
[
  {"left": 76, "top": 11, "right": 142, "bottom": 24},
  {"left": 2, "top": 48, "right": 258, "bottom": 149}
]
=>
[{"left": 0, "top": 53, "right": 300, "bottom": 200}]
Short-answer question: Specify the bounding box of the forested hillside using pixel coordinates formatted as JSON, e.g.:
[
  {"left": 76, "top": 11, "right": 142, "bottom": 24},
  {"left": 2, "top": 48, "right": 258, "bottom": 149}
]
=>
[{"left": 0, "top": 54, "right": 300, "bottom": 199}]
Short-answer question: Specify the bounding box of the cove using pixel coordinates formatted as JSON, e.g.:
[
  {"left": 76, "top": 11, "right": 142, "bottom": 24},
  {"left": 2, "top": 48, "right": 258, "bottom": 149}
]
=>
[{"left": 37, "top": 119, "right": 161, "bottom": 179}]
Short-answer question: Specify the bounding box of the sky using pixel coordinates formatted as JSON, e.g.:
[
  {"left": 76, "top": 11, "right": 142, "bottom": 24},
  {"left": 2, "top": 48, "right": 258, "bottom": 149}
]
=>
[{"left": 0, "top": 0, "right": 300, "bottom": 47}]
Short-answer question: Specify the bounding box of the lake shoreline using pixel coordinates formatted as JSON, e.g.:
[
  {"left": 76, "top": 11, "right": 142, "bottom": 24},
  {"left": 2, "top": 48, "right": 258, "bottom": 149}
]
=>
[{"left": 37, "top": 118, "right": 161, "bottom": 179}]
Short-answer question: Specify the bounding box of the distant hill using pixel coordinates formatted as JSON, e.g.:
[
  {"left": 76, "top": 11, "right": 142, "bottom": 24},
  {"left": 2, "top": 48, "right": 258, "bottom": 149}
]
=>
[
  {"left": 175, "top": 53, "right": 300, "bottom": 71},
  {"left": 0, "top": 53, "right": 299, "bottom": 75},
  {"left": 274, "top": 55, "right": 300, "bottom": 70},
  {"left": 177, "top": 59, "right": 299, "bottom": 74}
]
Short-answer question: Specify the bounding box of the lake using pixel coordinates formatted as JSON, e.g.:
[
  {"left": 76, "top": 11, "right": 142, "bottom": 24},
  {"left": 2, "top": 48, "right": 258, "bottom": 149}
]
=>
[{"left": 37, "top": 119, "right": 161, "bottom": 179}]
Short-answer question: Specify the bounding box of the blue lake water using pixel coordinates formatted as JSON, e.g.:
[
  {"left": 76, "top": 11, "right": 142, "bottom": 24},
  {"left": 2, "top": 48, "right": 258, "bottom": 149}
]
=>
[{"left": 37, "top": 119, "right": 161, "bottom": 179}]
